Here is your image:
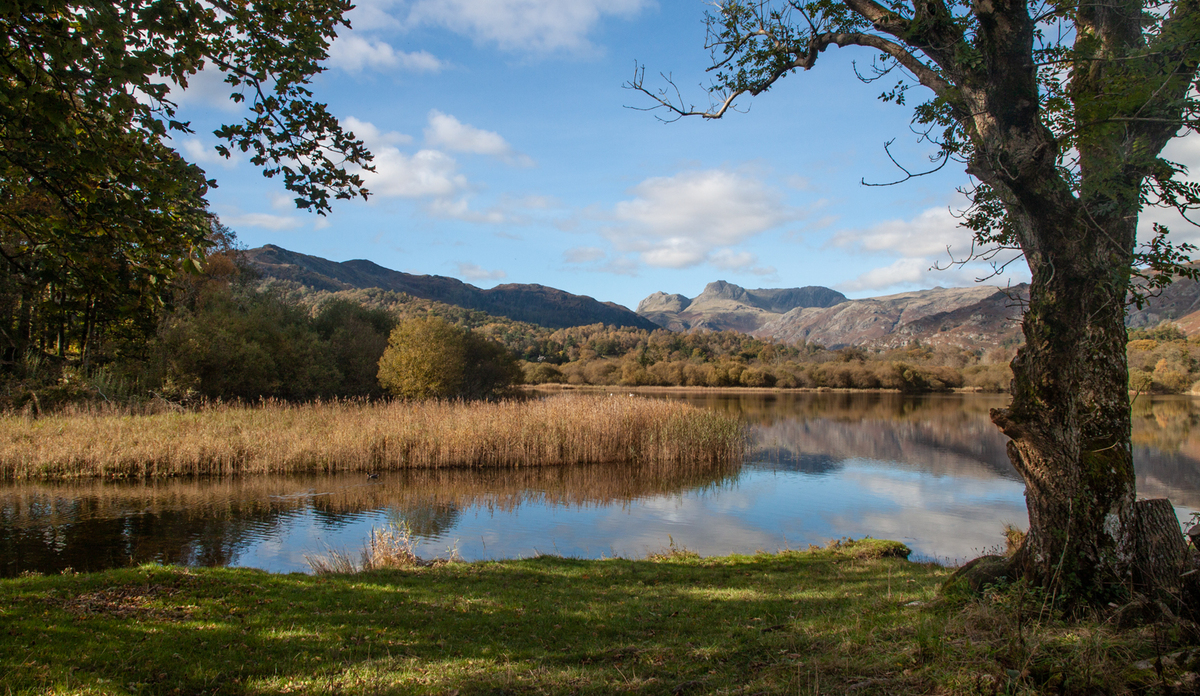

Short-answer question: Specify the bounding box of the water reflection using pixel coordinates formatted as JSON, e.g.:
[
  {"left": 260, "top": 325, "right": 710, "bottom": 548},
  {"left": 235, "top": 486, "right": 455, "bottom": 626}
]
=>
[
  {"left": 2, "top": 393, "right": 1199, "bottom": 576},
  {"left": 1, "top": 462, "right": 739, "bottom": 576}
]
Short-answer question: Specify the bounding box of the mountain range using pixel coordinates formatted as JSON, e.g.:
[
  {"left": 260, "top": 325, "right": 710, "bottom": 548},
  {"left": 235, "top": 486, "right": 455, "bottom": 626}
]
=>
[
  {"left": 245, "top": 244, "right": 1200, "bottom": 351},
  {"left": 244, "top": 245, "right": 658, "bottom": 331},
  {"left": 639, "top": 276, "right": 1200, "bottom": 350}
]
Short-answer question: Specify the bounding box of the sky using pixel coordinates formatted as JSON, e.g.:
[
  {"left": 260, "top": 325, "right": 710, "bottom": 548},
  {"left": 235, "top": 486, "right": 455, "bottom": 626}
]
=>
[{"left": 170, "top": 0, "right": 1200, "bottom": 312}]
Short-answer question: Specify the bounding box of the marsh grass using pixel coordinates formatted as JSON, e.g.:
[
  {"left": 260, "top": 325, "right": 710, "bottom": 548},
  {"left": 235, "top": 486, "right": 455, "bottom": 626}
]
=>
[
  {"left": 0, "top": 394, "right": 744, "bottom": 480},
  {"left": 0, "top": 542, "right": 1185, "bottom": 695},
  {"left": 306, "top": 523, "right": 442, "bottom": 574}
]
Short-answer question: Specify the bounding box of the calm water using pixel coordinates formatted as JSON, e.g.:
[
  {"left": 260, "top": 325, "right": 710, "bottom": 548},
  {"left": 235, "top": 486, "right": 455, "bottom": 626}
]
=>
[{"left": 3, "top": 392, "right": 1200, "bottom": 576}]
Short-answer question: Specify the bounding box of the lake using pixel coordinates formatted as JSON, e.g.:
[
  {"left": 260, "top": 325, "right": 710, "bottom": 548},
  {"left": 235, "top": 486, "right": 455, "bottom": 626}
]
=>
[{"left": 3, "top": 392, "right": 1199, "bottom": 576}]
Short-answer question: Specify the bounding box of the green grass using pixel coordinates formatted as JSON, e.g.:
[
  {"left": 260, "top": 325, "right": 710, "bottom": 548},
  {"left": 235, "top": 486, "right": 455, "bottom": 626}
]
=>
[{"left": 0, "top": 541, "right": 1188, "bottom": 695}]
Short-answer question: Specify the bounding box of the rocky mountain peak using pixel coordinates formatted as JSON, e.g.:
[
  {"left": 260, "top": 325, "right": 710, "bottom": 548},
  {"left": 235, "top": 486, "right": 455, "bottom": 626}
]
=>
[
  {"left": 637, "top": 292, "right": 690, "bottom": 315},
  {"left": 699, "top": 280, "right": 750, "bottom": 303}
]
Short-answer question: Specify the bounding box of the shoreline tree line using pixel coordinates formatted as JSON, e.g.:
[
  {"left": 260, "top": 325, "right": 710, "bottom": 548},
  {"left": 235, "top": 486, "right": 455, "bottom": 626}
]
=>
[{"left": 4, "top": 236, "right": 1198, "bottom": 409}]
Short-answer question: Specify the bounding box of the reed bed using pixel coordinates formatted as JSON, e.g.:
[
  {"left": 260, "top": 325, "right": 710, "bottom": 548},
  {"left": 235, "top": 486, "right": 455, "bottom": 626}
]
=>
[{"left": 0, "top": 394, "right": 745, "bottom": 480}]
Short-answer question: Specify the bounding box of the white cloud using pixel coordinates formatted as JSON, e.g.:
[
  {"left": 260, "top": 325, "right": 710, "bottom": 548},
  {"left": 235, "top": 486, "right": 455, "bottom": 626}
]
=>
[
  {"left": 829, "top": 205, "right": 974, "bottom": 258},
  {"left": 427, "top": 197, "right": 508, "bottom": 224},
  {"left": 602, "top": 169, "right": 795, "bottom": 270},
  {"left": 564, "top": 246, "right": 606, "bottom": 264},
  {"left": 167, "top": 65, "right": 243, "bottom": 113},
  {"left": 179, "top": 138, "right": 239, "bottom": 169},
  {"left": 427, "top": 193, "right": 555, "bottom": 225},
  {"left": 456, "top": 262, "right": 507, "bottom": 281},
  {"left": 366, "top": 148, "right": 466, "bottom": 198},
  {"left": 424, "top": 110, "right": 532, "bottom": 165},
  {"left": 340, "top": 117, "right": 467, "bottom": 198},
  {"left": 223, "top": 213, "right": 303, "bottom": 231},
  {"left": 270, "top": 192, "right": 295, "bottom": 211},
  {"left": 328, "top": 35, "right": 443, "bottom": 73},
  {"left": 402, "top": 0, "right": 649, "bottom": 53},
  {"left": 343, "top": 116, "right": 413, "bottom": 148},
  {"left": 516, "top": 195, "right": 556, "bottom": 210},
  {"left": 344, "top": 0, "right": 406, "bottom": 31},
  {"left": 601, "top": 257, "right": 640, "bottom": 276},
  {"left": 710, "top": 249, "right": 777, "bottom": 277},
  {"left": 1138, "top": 133, "right": 1200, "bottom": 245},
  {"left": 837, "top": 258, "right": 980, "bottom": 293},
  {"left": 829, "top": 196, "right": 1027, "bottom": 293}
]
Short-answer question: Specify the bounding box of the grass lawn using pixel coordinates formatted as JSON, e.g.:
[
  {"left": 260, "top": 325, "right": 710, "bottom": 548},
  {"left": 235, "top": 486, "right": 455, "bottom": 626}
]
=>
[{"left": 0, "top": 540, "right": 1187, "bottom": 695}]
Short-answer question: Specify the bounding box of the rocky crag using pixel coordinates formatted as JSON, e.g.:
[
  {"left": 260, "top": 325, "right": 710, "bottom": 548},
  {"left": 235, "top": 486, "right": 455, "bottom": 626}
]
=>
[
  {"left": 641, "top": 275, "right": 1200, "bottom": 351},
  {"left": 639, "top": 280, "right": 1028, "bottom": 350}
]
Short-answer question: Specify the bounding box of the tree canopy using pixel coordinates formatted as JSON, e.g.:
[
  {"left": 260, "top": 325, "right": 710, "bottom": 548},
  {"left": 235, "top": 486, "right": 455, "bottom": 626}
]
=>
[
  {"left": 377, "top": 316, "right": 522, "bottom": 401},
  {"left": 634, "top": 0, "right": 1200, "bottom": 601},
  {"left": 0, "top": 0, "right": 371, "bottom": 364}
]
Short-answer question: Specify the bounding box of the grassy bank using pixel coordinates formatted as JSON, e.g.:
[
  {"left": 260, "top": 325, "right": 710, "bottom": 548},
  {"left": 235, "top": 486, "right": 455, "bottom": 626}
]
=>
[
  {"left": 0, "top": 541, "right": 1184, "bottom": 695},
  {"left": 0, "top": 395, "right": 744, "bottom": 480}
]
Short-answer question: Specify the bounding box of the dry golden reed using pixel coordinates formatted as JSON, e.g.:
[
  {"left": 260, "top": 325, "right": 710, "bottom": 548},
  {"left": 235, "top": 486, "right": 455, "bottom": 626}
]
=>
[{"left": 0, "top": 395, "right": 744, "bottom": 480}]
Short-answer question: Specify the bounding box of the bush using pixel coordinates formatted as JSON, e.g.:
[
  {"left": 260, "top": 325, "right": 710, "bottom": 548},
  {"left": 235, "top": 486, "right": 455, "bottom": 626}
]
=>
[
  {"left": 886, "top": 362, "right": 962, "bottom": 392},
  {"left": 963, "top": 363, "right": 1012, "bottom": 392},
  {"left": 522, "top": 361, "right": 565, "bottom": 384},
  {"left": 312, "top": 299, "right": 396, "bottom": 397},
  {"left": 151, "top": 286, "right": 339, "bottom": 401},
  {"left": 377, "top": 316, "right": 521, "bottom": 399}
]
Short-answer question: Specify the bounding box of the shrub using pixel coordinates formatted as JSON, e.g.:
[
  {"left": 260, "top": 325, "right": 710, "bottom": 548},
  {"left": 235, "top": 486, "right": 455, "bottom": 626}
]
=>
[
  {"left": 739, "top": 367, "right": 775, "bottom": 387},
  {"left": 582, "top": 359, "right": 620, "bottom": 385},
  {"left": 886, "top": 362, "right": 961, "bottom": 392},
  {"left": 152, "top": 286, "right": 339, "bottom": 401},
  {"left": 522, "top": 361, "right": 565, "bottom": 384},
  {"left": 377, "top": 316, "right": 521, "bottom": 400},
  {"left": 963, "top": 363, "right": 1012, "bottom": 392},
  {"left": 312, "top": 299, "right": 396, "bottom": 397}
]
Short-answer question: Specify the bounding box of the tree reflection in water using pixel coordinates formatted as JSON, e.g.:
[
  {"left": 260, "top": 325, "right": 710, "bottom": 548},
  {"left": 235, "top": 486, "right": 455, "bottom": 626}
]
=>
[{"left": 0, "top": 460, "right": 739, "bottom": 576}]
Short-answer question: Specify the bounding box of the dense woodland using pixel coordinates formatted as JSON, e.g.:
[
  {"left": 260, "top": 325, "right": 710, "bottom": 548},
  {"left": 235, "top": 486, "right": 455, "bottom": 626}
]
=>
[{"left": 2, "top": 233, "right": 1198, "bottom": 410}]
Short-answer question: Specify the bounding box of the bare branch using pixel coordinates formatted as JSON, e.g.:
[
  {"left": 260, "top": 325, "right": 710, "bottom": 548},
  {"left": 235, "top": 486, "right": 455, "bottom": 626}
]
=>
[
  {"left": 628, "top": 29, "right": 954, "bottom": 120},
  {"left": 862, "top": 139, "right": 952, "bottom": 186},
  {"left": 625, "top": 64, "right": 746, "bottom": 121}
]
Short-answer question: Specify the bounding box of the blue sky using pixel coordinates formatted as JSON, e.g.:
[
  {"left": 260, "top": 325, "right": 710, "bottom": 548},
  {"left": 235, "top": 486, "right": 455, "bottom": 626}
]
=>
[{"left": 169, "top": 0, "right": 1198, "bottom": 311}]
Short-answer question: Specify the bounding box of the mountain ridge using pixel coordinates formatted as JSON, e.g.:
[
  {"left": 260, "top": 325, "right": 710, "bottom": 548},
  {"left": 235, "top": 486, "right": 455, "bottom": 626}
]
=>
[{"left": 244, "top": 245, "right": 658, "bottom": 331}]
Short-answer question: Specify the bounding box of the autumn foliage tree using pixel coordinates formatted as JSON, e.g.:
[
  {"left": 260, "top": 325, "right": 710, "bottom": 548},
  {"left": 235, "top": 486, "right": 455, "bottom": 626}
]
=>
[
  {"left": 377, "top": 316, "right": 521, "bottom": 400},
  {"left": 633, "top": 0, "right": 1200, "bottom": 599}
]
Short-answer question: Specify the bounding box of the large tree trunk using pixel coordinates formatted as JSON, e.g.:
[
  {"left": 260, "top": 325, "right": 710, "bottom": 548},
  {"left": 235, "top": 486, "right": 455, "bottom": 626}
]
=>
[
  {"left": 990, "top": 244, "right": 1135, "bottom": 598},
  {"left": 988, "top": 203, "right": 1182, "bottom": 599}
]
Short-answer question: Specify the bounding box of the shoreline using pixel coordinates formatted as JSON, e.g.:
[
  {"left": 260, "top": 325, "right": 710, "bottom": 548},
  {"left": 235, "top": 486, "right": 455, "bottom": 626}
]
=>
[
  {"left": 527, "top": 384, "right": 1007, "bottom": 395},
  {"left": 529, "top": 384, "right": 1200, "bottom": 398}
]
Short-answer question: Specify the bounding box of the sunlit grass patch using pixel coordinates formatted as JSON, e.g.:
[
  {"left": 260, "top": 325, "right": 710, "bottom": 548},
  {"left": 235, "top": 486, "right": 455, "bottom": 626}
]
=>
[{"left": 0, "top": 541, "right": 1190, "bottom": 694}]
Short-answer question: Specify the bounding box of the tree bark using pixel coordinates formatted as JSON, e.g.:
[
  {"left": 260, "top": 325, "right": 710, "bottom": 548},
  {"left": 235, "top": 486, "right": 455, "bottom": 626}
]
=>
[
  {"left": 989, "top": 213, "right": 1138, "bottom": 599},
  {"left": 1131, "top": 498, "right": 1186, "bottom": 594}
]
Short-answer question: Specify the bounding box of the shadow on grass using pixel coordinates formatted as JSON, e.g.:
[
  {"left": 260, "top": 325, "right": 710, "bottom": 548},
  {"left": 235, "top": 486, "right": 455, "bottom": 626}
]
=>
[{"left": 2, "top": 546, "right": 952, "bottom": 694}]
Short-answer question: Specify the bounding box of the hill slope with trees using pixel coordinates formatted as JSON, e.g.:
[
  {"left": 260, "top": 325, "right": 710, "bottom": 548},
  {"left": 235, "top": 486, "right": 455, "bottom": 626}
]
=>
[{"left": 245, "top": 245, "right": 657, "bottom": 331}]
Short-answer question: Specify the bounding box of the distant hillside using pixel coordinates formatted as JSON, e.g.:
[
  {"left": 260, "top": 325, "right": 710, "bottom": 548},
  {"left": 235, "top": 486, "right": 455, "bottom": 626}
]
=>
[
  {"left": 637, "top": 280, "right": 1021, "bottom": 349},
  {"left": 244, "top": 245, "right": 657, "bottom": 331},
  {"left": 757, "top": 285, "right": 1027, "bottom": 350},
  {"left": 1127, "top": 275, "right": 1200, "bottom": 331},
  {"left": 641, "top": 275, "right": 1200, "bottom": 351}
]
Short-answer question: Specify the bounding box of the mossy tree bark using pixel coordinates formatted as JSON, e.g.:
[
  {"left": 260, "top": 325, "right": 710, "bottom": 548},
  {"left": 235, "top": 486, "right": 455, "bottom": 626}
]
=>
[{"left": 989, "top": 209, "right": 1138, "bottom": 596}]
